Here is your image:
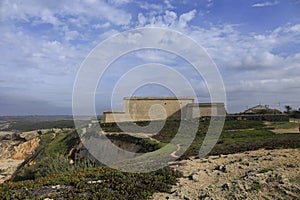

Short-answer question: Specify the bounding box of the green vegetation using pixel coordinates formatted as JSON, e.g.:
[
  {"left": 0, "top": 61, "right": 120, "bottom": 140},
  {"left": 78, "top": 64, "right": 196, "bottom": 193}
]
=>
[
  {"left": 1, "top": 166, "right": 181, "bottom": 199},
  {"left": 151, "top": 120, "right": 300, "bottom": 158},
  {"left": 266, "top": 121, "right": 299, "bottom": 129},
  {"left": 102, "top": 119, "right": 300, "bottom": 159},
  {"left": 223, "top": 120, "right": 264, "bottom": 130},
  {"left": 12, "top": 130, "right": 81, "bottom": 181},
  {"left": 259, "top": 167, "right": 274, "bottom": 173},
  {"left": 283, "top": 105, "right": 300, "bottom": 118},
  {"left": 1, "top": 119, "right": 300, "bottom": 198},
  {"left": 12, "top": 130, "right": 166, "bottom": 182},
  {"left": 247, "top": 182, "right": 262, "bottom": 192}
]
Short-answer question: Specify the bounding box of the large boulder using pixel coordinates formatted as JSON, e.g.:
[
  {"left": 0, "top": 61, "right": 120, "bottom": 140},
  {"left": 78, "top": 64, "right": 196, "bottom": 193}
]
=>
[{"left": 19, "top": 131, "right": 39, "bottom": 141}]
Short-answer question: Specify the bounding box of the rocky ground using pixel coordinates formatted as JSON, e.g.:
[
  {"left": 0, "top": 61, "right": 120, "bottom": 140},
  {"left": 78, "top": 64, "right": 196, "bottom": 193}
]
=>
[
  {"left": 0, "top": 131, "right": 40, "bottom": 183},
  {"left": 153, "top": 148, "right": 300, "bottom": 200}
]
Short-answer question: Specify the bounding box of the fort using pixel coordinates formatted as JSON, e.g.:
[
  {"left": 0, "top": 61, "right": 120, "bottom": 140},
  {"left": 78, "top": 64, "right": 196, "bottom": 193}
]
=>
[{"left": 101, "top": 97, "right": 226, "bottom": 123}]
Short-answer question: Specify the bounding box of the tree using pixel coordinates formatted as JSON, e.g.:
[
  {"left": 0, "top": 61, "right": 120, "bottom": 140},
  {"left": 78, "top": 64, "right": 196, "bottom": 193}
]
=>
[
  {"left": 290, "top": 110, "right": 300, "bottom": 119},
  {"left": 284, "top": 105, "right": 292, "bottom": 114}
]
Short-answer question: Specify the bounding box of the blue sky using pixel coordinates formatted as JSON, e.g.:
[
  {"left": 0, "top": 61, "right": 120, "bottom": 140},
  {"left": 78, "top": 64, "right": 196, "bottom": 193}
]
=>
[{"left": 0, "top": 0, "right": 300, "bottom": 115}]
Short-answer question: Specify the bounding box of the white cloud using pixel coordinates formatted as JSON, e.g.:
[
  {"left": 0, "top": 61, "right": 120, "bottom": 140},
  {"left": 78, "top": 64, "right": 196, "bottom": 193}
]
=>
[
  {"left": 64, "top": 30, "right": 80, "bottom": 41},
  {"left": 206, "top": 0, "right": 214, "bottom": 8},
  {"left": 139, "top": 2, "right": 163, "bottom": 12},
  {"left": 289, "top": 24, "right": 300, "bottom": 32},
  {"left": 163, "top": 21, "right": 300, "bottom": 112},
  {"left": 164, "top": 0, "right": 175, "bottom": 9},
  {"left": 92, "top": 22, "right": 111, "bottom": 29},
  {"left": 137, "top": 9, "right": 196, "bottom": 30},
  {"left": 134, "top": 50, "right": 178, "bottom": 64},
  {"left": 1, "top": 0, "right": 299, "bottom": 114},
  {"left": 138, "top": 13, "right": 147, "bottom": 26},
  {"left": 108, "top": 0, "right": 132, "bottom": 5},
  {"left": 252, "top": 1, "right": 279, "bottom": 7},
  {"left": 1, "top": 0, "right": 132, "bottom": 26},
  {"left": 163, "top": 10, "right": 177, "bottom": 26},
  {"left": 178, "top": 10, "right": 197, "bottom": 28}
]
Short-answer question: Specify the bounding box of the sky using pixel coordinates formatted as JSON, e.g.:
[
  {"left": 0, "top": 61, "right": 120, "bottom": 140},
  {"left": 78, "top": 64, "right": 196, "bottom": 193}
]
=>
[{"left": 0, "top": 0, "right": 300, "bottom": 115}]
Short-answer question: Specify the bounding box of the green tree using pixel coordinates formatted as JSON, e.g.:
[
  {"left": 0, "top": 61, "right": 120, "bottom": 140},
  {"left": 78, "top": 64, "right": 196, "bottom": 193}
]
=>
[{"left": 284, "top": 105, "right": 292, "bottom": 114}]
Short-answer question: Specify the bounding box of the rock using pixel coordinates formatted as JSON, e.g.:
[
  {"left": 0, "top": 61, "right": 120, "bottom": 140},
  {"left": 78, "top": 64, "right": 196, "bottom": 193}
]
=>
[
  {"left": 278, "top": 175, "right": 289, "bottom": 184},
  {"left": 11, "top": 138, "right": 40, "bottom": 160},
  {"left": 87, "top": 180, "right": 102, "bottom": 184},
  {"left": 181, "top": 195, "right": 190, "bottom": 200},
  {"left": 231, "top": 181, "right": 239, "bottom": 186},
  {"left": 20, "top": 131, "right": 39, "bottom": 141},
  {"left": 222, "top": 183, "right": 231, "bottom": 190},
  {"left": 0, "top": 132, "right": 20, "bottom": 141},
  {"left": 198, "top": 192, "right": 211, "bottom": 200},
  {"left": 188, "top": 171, "right": 200, "bottom": 182},
  {"left": 244, "top": 170, "right": 256, "bottom": 178},
  {"left": 51, "top": 185, "right": 61, "bottom": 190},
  {"left": 214, "top": 165, "right": 227, "bottom": 173}
]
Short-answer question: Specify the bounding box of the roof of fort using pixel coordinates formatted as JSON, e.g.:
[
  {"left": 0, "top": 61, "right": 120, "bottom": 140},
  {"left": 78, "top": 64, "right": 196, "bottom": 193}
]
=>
[{"left": 123, "top": 96, "right": 194, "bottom": 100}]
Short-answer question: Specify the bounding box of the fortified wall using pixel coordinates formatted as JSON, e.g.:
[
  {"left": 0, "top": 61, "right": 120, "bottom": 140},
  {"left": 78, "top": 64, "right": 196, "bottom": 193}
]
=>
[{"left": 102, "top": 97, "right": 226, "bottom": 123}]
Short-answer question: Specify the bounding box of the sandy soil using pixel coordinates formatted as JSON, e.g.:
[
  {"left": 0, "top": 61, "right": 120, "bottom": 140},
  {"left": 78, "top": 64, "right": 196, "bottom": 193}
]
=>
[
  {"left": 271, "top": 128, "right": 299, "bottom": 134},
  {"left": 0, "top": 137, "right": 40, "bottom": 183},
  {"left": 153, "top": 148, "right": 300, "bottom": 200},
  {"left": 0, "top": 159, "right": 23, "bottom": 183}
]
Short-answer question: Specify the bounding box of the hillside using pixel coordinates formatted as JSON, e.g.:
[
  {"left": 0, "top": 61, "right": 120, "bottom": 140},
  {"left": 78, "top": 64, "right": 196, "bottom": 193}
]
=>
[{"left": 0, "top": 119, "right": 299, "bottom": 199}]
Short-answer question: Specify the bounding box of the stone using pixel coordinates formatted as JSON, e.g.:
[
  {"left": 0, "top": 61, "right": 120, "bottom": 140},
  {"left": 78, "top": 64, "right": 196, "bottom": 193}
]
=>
[
  {"left": 198, "top": 192, "right": 211, "bottom": 200},
  {"left": 183, "top": 195, "right": 190, "bottom": 200},
  {"left": 87, "top": 180, "right": 103, "bottom": 184},
  {"left": 20, "top": 131, "right": 39, "bottom": 141},
  {"left": 188, "top": 171, "right": 200, "bottom": 182},
  {"left": 51, "top": 185, "right": 61, "bottom": 190},
  {"left": 214, "top": 165, "right": 227, "bottom": 173},
  {"left": 222, "top": 183, "right": 231, "bottom": 190}
]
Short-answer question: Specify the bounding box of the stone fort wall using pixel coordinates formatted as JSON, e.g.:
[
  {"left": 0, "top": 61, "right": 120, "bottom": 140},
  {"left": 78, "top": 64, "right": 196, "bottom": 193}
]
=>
[{"left": 102, "top": 97, "right": 226, "bottom": 123}]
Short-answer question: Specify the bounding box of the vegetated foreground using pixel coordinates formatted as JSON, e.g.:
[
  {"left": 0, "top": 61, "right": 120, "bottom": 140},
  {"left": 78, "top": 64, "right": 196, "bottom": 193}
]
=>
[{"left": 0, "top": 120, "right": 299, "bottom": 199}]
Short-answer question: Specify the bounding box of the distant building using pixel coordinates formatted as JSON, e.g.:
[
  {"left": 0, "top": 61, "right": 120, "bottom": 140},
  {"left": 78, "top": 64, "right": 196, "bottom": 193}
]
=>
[
  {"left": 244, "top": 105, "right": 281, "bottom": 114},
  {"left": 101, "top": 97, "right": 226, "bottom": 123}
]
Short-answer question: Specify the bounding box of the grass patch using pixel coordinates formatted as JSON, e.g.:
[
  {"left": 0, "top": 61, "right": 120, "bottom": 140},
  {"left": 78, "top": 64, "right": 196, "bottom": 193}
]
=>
[
  {"left": 223, "top": 120, "right": 264, "bottom": 130},
  {"left": 99, "top": 120, "right": 300, "bottom": 159},
  {"left": 247, "top": 183, "right": 261, "bottom": 192},
  {"left": 267, "top": 122, "right": 299, "bottom": 129},
  {"left": 150, "top": 120, "right": 300, "bottom": 158},
  {"left": 259, "top": 167, "right": 274, "bottom": 173},
  {"left": 0, "top": 166, "right": 181, "bottom": 199},
  {"left": 12, "top": 130, "right": 81, "bottom": 181}
]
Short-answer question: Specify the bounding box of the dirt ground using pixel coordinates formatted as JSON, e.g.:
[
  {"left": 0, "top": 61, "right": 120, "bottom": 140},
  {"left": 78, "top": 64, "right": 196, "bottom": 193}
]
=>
[
  {"left": 153, "top": 148, "right": 300, "bottom": 200},
  {"left": 264, "top": 121, "right": 300, "bottom": 134}
]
